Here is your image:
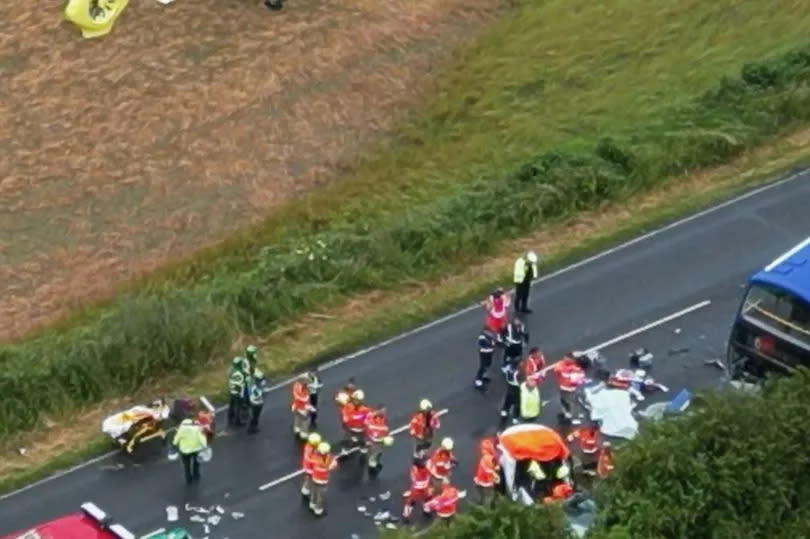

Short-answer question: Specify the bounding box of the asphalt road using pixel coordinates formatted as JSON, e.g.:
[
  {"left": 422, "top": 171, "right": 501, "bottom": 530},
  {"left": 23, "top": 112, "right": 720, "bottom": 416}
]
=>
[{"left": 1, "top": 172, "right": 809, "bottom": 539}]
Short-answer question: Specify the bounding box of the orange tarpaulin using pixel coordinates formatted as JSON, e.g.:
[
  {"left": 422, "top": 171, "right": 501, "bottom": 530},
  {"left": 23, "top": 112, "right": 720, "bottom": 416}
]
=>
[{"left": 499, "top": 424, "right": 570, "bottom": 462}]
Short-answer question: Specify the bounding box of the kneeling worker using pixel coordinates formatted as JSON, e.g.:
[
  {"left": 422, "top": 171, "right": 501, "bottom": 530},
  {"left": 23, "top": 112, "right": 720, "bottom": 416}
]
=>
[{"left": 172, "top": 418, "right": 208, "bottom": 484}]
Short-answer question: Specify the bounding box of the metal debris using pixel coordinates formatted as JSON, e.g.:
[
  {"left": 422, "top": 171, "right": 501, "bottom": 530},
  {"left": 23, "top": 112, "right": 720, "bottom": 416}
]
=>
[
  {"left": 231, "top": 512, "right": 245, "bottom": 519},
  {"left": 207, "top": 515, "right": 221, "bottom": 526},
  {"left": 378, "top": 491, "right": 391, "bottom": 501}
]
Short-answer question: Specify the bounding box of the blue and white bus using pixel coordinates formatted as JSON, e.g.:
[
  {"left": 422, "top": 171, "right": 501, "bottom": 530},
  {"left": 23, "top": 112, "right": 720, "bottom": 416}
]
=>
[{"left": 727, "top": 237, "right": 810, "bottom": 380}]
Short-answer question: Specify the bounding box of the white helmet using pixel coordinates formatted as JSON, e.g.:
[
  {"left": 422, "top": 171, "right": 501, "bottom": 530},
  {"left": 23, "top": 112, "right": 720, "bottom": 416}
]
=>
[
  {"left": 308, "top": 432, "right": 322, "bottom": 445},
  {"left": 317, "top": 442, "right": 331, "bottom": 454},
  {"left": 556, "top": 463, "right": 570, "bottom": 479},
  {"left": 527, "top": 251, "right": 538, "bottom": 263},
  {"left": 419, "top": 399, "right": 432, "bottom": 411},
  {"left": 441, "top": 437, "right": 454, "bottom": 451},
  {"left": 352, "top": 389, "right": 365, "bottom": 401},
  {"left": 383, "top": 436, "right": 394, "bottom": 447}
]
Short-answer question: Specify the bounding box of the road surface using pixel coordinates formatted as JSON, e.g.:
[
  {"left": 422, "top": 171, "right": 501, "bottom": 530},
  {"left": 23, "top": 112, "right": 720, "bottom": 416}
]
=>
[{"left": 1, "top": 172, "right": 809, "bottom": 539}]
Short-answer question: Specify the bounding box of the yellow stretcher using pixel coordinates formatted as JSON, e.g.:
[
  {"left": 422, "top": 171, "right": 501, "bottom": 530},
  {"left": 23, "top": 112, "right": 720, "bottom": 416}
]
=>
[{"left": 102, "top": 399, "right": 170, "bottom": 454}]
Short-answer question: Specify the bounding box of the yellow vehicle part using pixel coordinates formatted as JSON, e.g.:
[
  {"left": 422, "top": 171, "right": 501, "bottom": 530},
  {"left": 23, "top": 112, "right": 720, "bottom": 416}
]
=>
[{"left": 64, "top": 0, "right": 130, "bottom": 39}]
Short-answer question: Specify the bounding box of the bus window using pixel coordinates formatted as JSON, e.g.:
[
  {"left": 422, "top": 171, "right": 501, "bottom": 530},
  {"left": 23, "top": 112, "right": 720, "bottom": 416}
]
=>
[{"left": 742, "top": 283, "right": 810, "bottom": 346}]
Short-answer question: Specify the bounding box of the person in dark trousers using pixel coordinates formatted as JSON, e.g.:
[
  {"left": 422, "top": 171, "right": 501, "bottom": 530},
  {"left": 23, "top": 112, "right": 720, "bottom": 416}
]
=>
[
  {"left": 475, "top": 327, "right": 498, "bottom": 390},
  {"left": 503, "top": 316, "right": 529, "bottom": 368},
  {"left": 513, "top": 251, "right": 539, "bottom": 314},
  {"left": 500, "top": 361, "right": 521, "bottom": 426},
  {"left": 307, "top": 369, "right": 323, "bottom": 430},
  {"left": 247, "top": 379, "right": 264, "bottom": 434},
  {"left": 172, "top": 419, "right": 208, "bottom": 484}
]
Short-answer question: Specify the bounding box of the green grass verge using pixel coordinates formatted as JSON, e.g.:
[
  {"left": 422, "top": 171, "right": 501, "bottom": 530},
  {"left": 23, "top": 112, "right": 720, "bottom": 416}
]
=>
[
  {"left": 3, "top": 1, "right": 810, "bottom": 443},
  {"left": 3, "top": 149, "right": 810, "bottom": 496}
]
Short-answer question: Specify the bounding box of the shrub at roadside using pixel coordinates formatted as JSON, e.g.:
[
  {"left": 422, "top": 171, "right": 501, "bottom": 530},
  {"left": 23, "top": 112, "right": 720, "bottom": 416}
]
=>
[
  {"left": 2, "top": 46, "right": 810, "bottom": 440},
  {"left": 382, "top": 499, "right": 574, "bottom": 539}
]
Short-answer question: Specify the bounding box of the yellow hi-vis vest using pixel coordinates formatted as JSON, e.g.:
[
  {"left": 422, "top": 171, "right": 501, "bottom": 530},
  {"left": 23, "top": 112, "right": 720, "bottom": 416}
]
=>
[
  {"left": 514, "top": 257, "right": 538, "bottom": 284},
  {"left": 520, "top": 383, "right": 541, "bottom": 419},
  {"left": 173, "top": 422, "right": 208, "bottom": 455}
]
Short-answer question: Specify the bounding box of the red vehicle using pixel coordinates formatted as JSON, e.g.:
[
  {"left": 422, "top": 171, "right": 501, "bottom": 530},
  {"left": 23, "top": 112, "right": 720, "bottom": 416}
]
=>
[{"left": 1, "top": 502, "right": 135, "bottom": 539}]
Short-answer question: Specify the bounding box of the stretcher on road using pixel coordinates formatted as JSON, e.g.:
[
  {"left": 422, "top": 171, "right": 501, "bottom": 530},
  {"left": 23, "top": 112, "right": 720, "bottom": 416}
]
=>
[{"left": 102, "top": 399, "right": 171, "bottom": 454}]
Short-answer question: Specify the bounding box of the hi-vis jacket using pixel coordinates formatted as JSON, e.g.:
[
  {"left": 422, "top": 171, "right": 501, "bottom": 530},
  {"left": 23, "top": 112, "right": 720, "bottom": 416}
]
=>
[
  {"left": 474, "top": 452, "right": 499, "bottom": 488},
  {"left": 513, "top": 256, "right": 538, "bottom": 285},
  {"left": 519, "top": 382, "right": 541, "bottom": 419}
]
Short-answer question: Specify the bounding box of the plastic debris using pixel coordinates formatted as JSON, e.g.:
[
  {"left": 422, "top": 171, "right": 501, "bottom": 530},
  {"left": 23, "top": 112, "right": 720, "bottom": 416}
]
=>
[
  {"left": 378, "top": 491, "right": 391, "bottom": 501},
  {"left": 231, "top": 512, "right": 245, "bottom": 519},
  {"left": 224, "top": 492, "right": 231, "bottom": 499},
  {"left": 204, "top": 524, "right": 210, "bottom": 534},
  {"left": 368, "top": 497, "right": 376, "bottom": 502},
  {"left": 18, "top": 448, "right": 27, "bottom": 456},
  {"left": 357, "top": 505, "right": 367, "bottom": 513},
  {"left": 667, "top": 389, "right": 692, "bottom": 413},
  {"left": 637, "top": 402, "right": 669, "bottom": 421},
  {"left": 207, "top": 515, "right": 221, "bottom": 526},
  {"left": 674, "top": 328, "right": 682, "bottom": 334},
  {"left": 704, "top": 358, "right": 725, "bottom": 370},
  {"left": 166, "top": 506, "right": 178, "bottom": 522},
  {"left": 215, "top": 505, "right": 225, "bottom": 514},
  {"left": 385, "top": 523, "right": 397, "bottom": 530},
  {"left": 373, "top": 511, "right": 390, "bottom": 522},
  {"left": 189, "top": 515, "right": 206, "bottom": 523}
]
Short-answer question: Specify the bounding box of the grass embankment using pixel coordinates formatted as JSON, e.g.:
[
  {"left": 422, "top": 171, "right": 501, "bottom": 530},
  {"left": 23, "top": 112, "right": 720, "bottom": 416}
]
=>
[{"left": 3, "top": 0, "right": 810, "bottom": 486}]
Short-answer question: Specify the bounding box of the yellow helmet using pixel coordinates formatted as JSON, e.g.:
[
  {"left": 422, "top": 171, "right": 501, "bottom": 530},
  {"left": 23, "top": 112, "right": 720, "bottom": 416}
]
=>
[
  {"left": 441, "top": 437, "right": 454, "bottom": 451},
  {"left": 308, "top": 432, "right": 322, "bottom": 445},
  {"left": 352, "top": 389, "right": 365, "bottom": 401},
  {"left": 419, "top": 399, "right": 432, "bottom": 411},
  {"left": 317, "top": 442, "right": 331, "bottom": 454},
  {"left": 335, "top": 391, "right": 350, "bottom": 405},
  {"left": 556, "top": 463, "right": 570, "bottom": 479}
]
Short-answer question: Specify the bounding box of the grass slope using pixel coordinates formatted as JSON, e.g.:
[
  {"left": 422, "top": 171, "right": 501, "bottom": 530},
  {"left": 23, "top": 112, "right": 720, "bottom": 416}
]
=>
[{"left": 3, "top": 0, "right": 810, "bottom": 441}]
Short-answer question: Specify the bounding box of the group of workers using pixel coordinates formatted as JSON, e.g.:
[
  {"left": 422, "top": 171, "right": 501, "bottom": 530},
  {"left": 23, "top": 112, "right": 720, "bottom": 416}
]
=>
[{"left": 167, "top": 249, "right": 619, "bottom": 524}]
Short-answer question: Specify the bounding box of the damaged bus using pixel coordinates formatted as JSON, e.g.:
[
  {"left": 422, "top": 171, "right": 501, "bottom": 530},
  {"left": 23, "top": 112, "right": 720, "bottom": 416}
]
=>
[{"left": 727, "top": 236, "right": 810, "bottom": 380}]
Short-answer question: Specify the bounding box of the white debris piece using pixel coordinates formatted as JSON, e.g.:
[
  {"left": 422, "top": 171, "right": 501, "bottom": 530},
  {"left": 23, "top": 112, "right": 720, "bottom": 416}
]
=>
[
  {"left": 207, "top": 515, "right": 221, "bottom": 526},
  {"left": 385, "top": 523, "right": 397, "bottom": 530},
  {"left": 18, "top": 448, "right": 27, "bottom": 456},
  {"left": 166, "top": 506, "right": 179, "bottom": 522},
  {"left": 368, "top": 497, "right": 376, "bottom": 502},
  {"left": 357, "top": 505, "right": 367, "bottom": 513},
  {"left": 189, "top": 515, "right": 206, "bottom": 523},
  {"left": 204, "top": 524, "right": 210, "bottom": 534},
  {"left": 378, "top": 491, "right": 391, "bottom": 501},
  {"left": 373, "top": 511, "right": 390, "bottom": 522},
  {"left": 351, "top": 535, "right": 361, "bottom": 539},
  {"left": 674, "top": 328, "right": 682, "bottom": 334},
  {"left": 231, "top": 512, "right": 245, "bottom": 519}
]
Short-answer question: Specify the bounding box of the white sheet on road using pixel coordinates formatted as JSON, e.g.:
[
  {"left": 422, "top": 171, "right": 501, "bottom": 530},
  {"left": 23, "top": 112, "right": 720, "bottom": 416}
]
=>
[{"left": 584, "top": 385, "right": 638, "bottom": 439}]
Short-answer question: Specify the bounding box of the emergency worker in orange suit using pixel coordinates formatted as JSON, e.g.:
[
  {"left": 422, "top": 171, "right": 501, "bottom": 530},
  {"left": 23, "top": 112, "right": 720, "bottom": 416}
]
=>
[
  {"left": 597, "top": 441, "right": 615, "bottom": 479},
  {"left": 473, "top": 438, "right": 500, "bottom": 506},
  {"left": 543, "top": 481, "right": 574, "bottom": 504},
  {"left": 364, "top": 405, "right": 392, "bottom": 475},
  {"left": 308, "top": 442, "right": 338, "bottom": 516},
  {"left": 427, "top": 437, "right": 458, "bottom": 493},
  {"left": 291, "top": 374, "right": 314, "bottom": 440},
  {"left": 409, "top": 399, "right": 441, "bottom": 458},
  {"left": 522, "top": 347, "right": 547, "bottom": 385},
  {"left": 340, "top": 389, "right": 370, "bottom": 455},
  {"left": 567, "top": 419, "right": 601, "bottom": 474},
  {"left": 553, "top": 352, "right": 587, "bottom": 423},
  {"left": 402, "top": 458, "right": 433, "bottom": 523},
  {"left": 300, "top": 432, "right": 322, "bottom": 497},
  {"left": 423, "top": 482, "right": 466, "bottom": 523}
]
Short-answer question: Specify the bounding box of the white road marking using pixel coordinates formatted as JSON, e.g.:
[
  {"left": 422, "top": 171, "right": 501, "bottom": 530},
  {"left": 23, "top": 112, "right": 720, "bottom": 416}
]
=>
[
  {"left": 258, "top": 409, "right": 449, "bottom": 491},
  {"left": 139, "top": 528, "right": 166, "bottom": 538},
  {"left": 1, "top": 169, "right": 797, "bottom": 501}
]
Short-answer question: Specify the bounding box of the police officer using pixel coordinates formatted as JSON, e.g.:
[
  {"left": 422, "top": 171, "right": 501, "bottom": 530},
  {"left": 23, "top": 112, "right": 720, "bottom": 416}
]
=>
[
  {"left": 228, "top": 357, "right": 247, "bottom": 427},
  {"left": 503, "top": 315, "right": 529, "bottom": 368},
  {"left": 500, "top": 362, "right": 521, "bottom": 426},
  {"left": 307, "top": 369, "right": 323, "bottom": 430},
  {"left": 513, "top": 251, "right": 539, "bottom": 314},
  {"left": 247, "top": 376, "right": 264, "bottom": 434},
  {"left": 475, "top": 326, "right": 497, "bottom": 390}
]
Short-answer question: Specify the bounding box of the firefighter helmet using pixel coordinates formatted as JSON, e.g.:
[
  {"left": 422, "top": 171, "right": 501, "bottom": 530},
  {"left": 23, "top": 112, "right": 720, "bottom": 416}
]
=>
[
  {"left": 441, "top": 437, "right": 454, "bottom": 451},
  {"left": 352, "top": 389, "right": 365, "bottom": 401},
  {"left": 308, "top": 432, "right": 322, "bottom": 445},
  {"left": 419, "top": 399, "right": 432, "bottom": 411},
  {"left": 317, "top": 442, "right": 331, "bottom": 454}
]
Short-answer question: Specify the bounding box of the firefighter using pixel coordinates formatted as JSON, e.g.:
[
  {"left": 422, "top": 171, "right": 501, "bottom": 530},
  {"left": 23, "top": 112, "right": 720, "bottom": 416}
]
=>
[
  {"left": 306, "top": 369, "right": 323, "bottom": 430},
  {"left": 513, "top": 251, "right": 539, "bottom": 314},
  {"left": 543, "top": 481, "right": 574, "bottom": 504},
  {"left": 247, "top": 375, "right": 264, "bottom": 434},
  {"left": 597, "top": 442, "right": 615, "bottom": 479},
  {"left": 423, "top": 482, "right": 465, "bottom": 523},
  {"left": 227, "top": 357, "right": 247, "bottom": 427},
  {"left": 553, "top": 352, "right": 587, "bottom": 423},
  {"left": 340, "top": 389, "right": 370, "bottom": 455},
  {"left": 475, "top": 326, "right": 498, "bottom": 390},
  {"left": 427, "top": 437, "right": 458, "bottom": 493},
  {"left": 309, "top": 442, "right": 338, "bottom": 516},
  {"left": 567, "top": 420, "right": 601, "bottom": 474},
  {"left": 402, "top": 458, "right": 433, "bottom": 523},
  {"left": 334, "top": 378, "right": 357, "bottom": 412},
  {"left": 522, "top": 347, "right": 546, "bottom": 385},
  {"left": 409, "top": 399, "right": 441, "bottom": 458},
  {"left": 291, "top": 374, "right": 313, "bottom": 440},
  {"left": 300, "top": 432, "right": 322, "bottom": 497},
  {"left": 473, "top": 438, "right": 499, "bottom": 506},
  {"left": 503, "top": 315, "right": 529, "bottom": 368},
  {"left": 365, "top": 405, "right": 393, "bottom": 476},
  {"left": 500, "top": 361, "right": 521, "bottom": 426},
  {"left": 483, "top": 288, "right": 510, "bottom": 337}
]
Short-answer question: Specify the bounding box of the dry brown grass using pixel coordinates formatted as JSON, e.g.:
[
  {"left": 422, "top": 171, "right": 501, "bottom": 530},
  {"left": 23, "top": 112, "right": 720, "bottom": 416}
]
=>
[
  {"left": 0, "top": 0, "right": 502, "bottom": 340},
  {"left": 3, "top": 127, "right": 810, "bottom": 480}
]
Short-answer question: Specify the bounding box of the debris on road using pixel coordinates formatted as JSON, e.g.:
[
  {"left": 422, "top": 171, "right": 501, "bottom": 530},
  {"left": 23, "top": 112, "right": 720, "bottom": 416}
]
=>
[
  {"left": 189, "top": 515, "right": 206, "bottom": 523},
  {"left": 231, "top": 512, "right": 245, "bottom": 520},
  {"left": 357, "top": 505, "right": 367, "bottom": 513},
  {"left": 668, "top": 347, "right": 690, "bottom": 356},
  {"left": 166, "top": 506, "right": 179, "bottom": 522},
  {"left": 704, "top": 358, "right": 725, "bottom": 370},
  {"left": 378, "top": 491, "right": 391, "bottom": 501},
  {"left": 674, "top": 328, "right": 682, "bottom": 334},
  {"left": 204, "top": 524, "right": 210, "bottom": 534},
  {"left": 207, "top": 515, "right": 221, "bottom": 526}
]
